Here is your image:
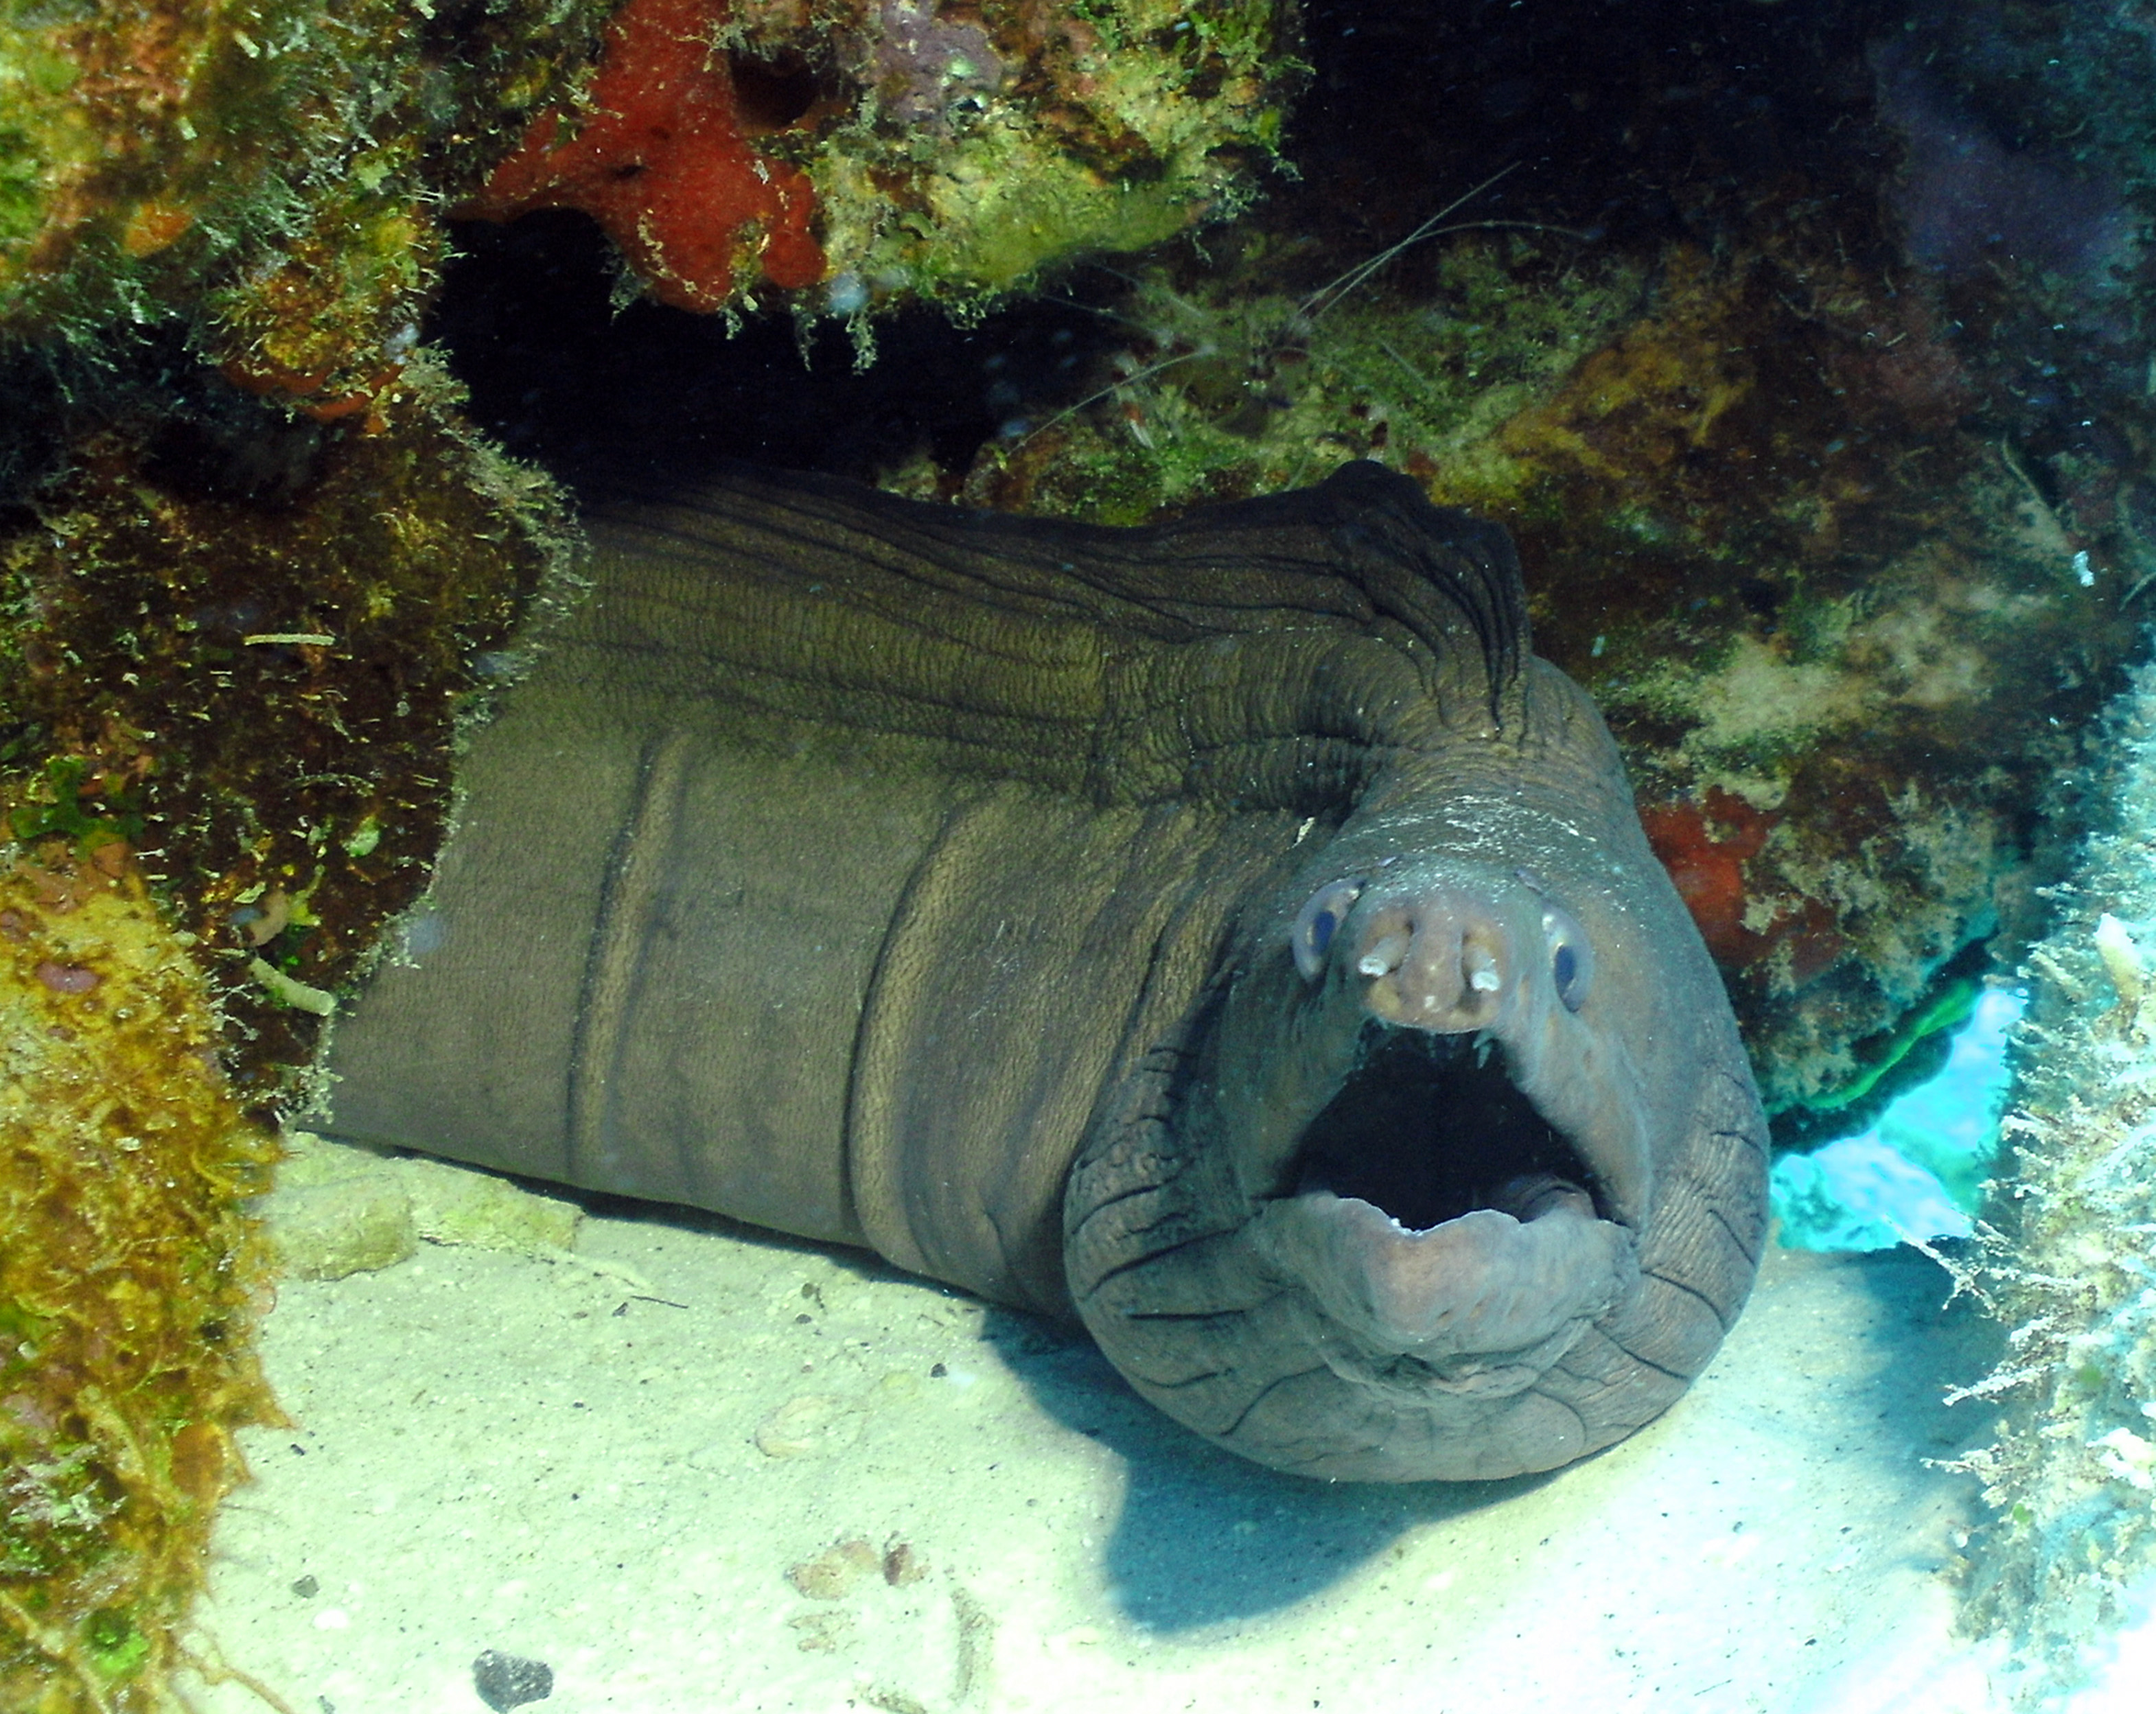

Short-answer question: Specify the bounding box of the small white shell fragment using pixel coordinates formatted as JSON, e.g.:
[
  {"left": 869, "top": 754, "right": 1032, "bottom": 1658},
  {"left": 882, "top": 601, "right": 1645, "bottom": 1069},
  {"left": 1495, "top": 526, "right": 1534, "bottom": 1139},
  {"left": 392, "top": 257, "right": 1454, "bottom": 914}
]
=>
[
  {"left": 2095, "top": 912, "right": 2146, "bottom": 1030},
  {"left": 754, "top": 1393, "right": 861, "bottom": 1459}
]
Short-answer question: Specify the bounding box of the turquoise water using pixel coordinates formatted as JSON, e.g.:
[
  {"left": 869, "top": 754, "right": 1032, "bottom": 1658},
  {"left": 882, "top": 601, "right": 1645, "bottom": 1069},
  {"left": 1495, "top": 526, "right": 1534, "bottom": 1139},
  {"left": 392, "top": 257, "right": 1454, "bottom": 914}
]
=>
[{"left": 1770, "top": 984, "right": 2025, "bottom": 1251}]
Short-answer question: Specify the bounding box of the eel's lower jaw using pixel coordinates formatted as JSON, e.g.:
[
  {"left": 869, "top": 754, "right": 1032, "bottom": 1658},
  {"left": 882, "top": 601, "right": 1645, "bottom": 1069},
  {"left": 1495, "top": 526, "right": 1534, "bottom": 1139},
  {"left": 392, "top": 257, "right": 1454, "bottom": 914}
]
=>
[
  {"left": 1255, "top": 1183, "right": 1639, "bottom": 1374},
  {"left": 1247, "top": 1021, "right": 1645, "bottom": 1391}
]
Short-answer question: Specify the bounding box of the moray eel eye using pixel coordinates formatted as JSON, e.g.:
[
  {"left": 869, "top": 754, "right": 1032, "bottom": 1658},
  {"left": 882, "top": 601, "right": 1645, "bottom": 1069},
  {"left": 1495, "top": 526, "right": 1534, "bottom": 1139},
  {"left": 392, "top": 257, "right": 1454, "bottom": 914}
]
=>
[
  {"left": 1542, "top": 903, "right": 1593, "bottom": 1012},
  {"left": 1291, "top": 879, "right": 1365, "bottom": 983}
]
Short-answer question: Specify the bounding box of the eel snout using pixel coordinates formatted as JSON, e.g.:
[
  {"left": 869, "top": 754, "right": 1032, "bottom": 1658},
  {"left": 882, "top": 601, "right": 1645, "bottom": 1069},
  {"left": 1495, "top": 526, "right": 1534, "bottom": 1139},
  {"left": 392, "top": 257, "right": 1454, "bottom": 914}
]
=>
[{"left": 1336, "top": 872, "right": 1593, "bottom": 1032}]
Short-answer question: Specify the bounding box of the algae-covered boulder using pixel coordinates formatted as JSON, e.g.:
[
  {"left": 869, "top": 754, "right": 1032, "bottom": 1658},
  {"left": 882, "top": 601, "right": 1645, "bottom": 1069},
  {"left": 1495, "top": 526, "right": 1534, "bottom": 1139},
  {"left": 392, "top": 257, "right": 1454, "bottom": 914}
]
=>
[
  {"left": 467, "top": 0, "right": 1299, "bottom": 317},
  {"left": 1952, "top": 664, "right": 2156, "bottom": 1694},
  {"left": 0, "top": 356, "right": 572, "bottom": 1711},
  {"left": 0, "top": 0, "right": 612, "bottom": 409}
]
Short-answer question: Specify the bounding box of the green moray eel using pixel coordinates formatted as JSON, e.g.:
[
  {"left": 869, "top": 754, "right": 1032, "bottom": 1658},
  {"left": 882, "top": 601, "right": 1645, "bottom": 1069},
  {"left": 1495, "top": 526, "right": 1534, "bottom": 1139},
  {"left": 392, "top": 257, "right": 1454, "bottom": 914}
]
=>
[{"left": 323, "top": 460, "right": 1768, "bottom": 1482}]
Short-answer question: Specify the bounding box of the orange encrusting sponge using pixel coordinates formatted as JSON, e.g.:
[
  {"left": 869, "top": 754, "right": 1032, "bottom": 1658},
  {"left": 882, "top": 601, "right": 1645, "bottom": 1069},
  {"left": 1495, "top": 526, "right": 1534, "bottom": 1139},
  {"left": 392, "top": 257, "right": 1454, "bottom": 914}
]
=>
[
  {"left": 1641, "top": 787, "right": 1845, "bottom": 987},
  {"left": 463, "top": 0, "right": 826, "bottom": 308}
]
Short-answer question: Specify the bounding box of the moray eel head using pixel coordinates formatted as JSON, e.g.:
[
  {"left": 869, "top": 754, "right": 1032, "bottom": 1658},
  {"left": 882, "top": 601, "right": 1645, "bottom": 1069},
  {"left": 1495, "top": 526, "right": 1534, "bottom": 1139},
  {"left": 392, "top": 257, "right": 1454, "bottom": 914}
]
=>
[{"left": 1067, "top": 826, "right": 1757, "bottom": 1483}]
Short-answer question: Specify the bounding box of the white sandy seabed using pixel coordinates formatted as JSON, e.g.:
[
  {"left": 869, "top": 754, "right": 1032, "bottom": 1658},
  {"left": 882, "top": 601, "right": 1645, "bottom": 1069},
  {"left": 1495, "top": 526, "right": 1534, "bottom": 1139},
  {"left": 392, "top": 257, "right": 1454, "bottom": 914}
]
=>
[{"left": 172, "top": 1137, "right": 2147, "bottom": 1714}]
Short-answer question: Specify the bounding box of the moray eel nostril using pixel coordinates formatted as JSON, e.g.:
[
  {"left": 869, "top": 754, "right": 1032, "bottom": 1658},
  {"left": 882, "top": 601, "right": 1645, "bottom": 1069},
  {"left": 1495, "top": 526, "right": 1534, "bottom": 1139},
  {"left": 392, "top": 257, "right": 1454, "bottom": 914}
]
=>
[{"left": 323, "top": 458, "right": 1768, "bottom": 1485}]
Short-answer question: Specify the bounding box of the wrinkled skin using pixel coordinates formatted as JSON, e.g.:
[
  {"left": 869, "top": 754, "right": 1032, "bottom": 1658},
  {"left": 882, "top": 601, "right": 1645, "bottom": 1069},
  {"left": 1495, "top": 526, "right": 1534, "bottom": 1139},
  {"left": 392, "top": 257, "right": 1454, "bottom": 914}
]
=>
[
  {"left": 325, "top": 460, "right": 1767, "bottom": 1483},
  {"left": 1068, "top": 678, "right": 1767, "bottom": 1480}
]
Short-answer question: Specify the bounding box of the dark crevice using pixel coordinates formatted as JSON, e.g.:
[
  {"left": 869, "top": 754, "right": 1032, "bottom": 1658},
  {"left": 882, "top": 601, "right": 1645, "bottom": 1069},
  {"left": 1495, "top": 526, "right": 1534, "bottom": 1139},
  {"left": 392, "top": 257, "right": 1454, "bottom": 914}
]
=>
[
  {"left": 1603, "top": 1335, "right": 1692, "bottom": 1383},
  {"left": 1641, "top": 1266, "right": 1732, "bottom": 1331},
  {"left": 1076, "top": 1225, "right": 1238, "bottom": 1301},
  {"left": 728, "top": 51, "right": 824, "bottom": 133},
  {"left": 1222, "top": 1365, "right": 1330, "bottom": 1439},
  {"left": 1706, "top": 1201, "right": 1763, "bottom": 1267},
  {"left": 424, "top": 210, "right": 1130, "bottom": 498}
]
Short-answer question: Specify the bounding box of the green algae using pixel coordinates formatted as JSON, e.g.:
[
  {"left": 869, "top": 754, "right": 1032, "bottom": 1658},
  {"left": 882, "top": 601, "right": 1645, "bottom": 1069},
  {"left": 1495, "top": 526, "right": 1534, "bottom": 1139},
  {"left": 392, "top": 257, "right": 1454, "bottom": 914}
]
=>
[
  {"left": 5, "top": 758, "right": 143, "bottom": 853},
  {"left": 966, "top": 231, "right": 1647, "bottom": 522},
  {"left": 1, "top": 0, "right": 614, "bottom": 406},
  {"left": 1806, "top": 973, "right": 1983, "bottom": 1122}
]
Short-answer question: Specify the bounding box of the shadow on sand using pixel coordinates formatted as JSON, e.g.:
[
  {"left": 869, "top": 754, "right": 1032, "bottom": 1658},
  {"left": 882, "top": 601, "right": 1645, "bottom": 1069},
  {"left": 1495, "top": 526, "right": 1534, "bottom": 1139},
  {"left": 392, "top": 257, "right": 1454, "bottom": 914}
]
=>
[
  {"left": 978, "top": 1307, "right": 1548, "bottom": 1632},
  {"left": 982, "top": 1240, "right": 2004, "bottom": 1635}
]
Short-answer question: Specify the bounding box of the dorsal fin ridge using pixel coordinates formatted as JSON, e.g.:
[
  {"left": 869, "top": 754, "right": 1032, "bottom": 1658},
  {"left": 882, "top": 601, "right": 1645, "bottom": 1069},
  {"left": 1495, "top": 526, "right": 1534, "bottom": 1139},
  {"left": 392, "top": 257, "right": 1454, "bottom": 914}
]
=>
[
  {"left": 577, "top": 460, "right": 1534, "bottom": 809},
  {"left": 1304, "top": 460, "right": 1529, "bottom": 712},
  {"left": 594, "top": 458, "right": 1529, "bottom": 701}
]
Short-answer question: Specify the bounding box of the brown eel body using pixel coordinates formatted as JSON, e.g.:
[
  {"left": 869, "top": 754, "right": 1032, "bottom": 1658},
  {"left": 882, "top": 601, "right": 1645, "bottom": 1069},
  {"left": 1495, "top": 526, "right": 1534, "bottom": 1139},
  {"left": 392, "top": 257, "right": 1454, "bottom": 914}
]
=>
[{"left": 322, "top": 460, "right": 1768, "bottom": 1482}]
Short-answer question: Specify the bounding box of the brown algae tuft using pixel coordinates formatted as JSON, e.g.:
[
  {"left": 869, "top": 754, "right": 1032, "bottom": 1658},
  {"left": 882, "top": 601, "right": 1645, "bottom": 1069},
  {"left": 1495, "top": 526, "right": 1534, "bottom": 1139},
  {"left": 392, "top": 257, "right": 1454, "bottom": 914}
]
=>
[
  {"left": 1, "top": 355, "right": 569, "bottom": 1087},
  {"left": 0, "top": 842, "right": 280, "bottom": 1713}
]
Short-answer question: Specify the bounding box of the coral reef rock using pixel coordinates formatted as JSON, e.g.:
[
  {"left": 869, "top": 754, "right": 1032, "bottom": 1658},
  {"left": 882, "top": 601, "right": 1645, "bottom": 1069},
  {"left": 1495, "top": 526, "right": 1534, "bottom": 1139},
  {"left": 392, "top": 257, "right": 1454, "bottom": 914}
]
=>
[
  {"left": 0, "top": 0, "right": 612, "bottom": 413},
  {"left": 3, "top": 0, "right": 1298, "bottom": 427},
  {"left": 1954, "top": 655, "right": 2156, "bottom": 1696},
  {"left": 0, "top": 355, "right": 571, "bottom": 1713},
  {"left": 463, "top": 0, "right": 1300, "bottom": 317}
]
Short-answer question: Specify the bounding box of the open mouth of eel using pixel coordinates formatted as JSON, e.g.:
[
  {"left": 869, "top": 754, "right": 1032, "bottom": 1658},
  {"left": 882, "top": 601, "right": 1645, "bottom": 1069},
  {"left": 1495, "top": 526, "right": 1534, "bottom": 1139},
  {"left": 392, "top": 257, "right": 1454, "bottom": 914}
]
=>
[{"left": 1255, "top": 1022, "right": 1640, "bottom": 1393}]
